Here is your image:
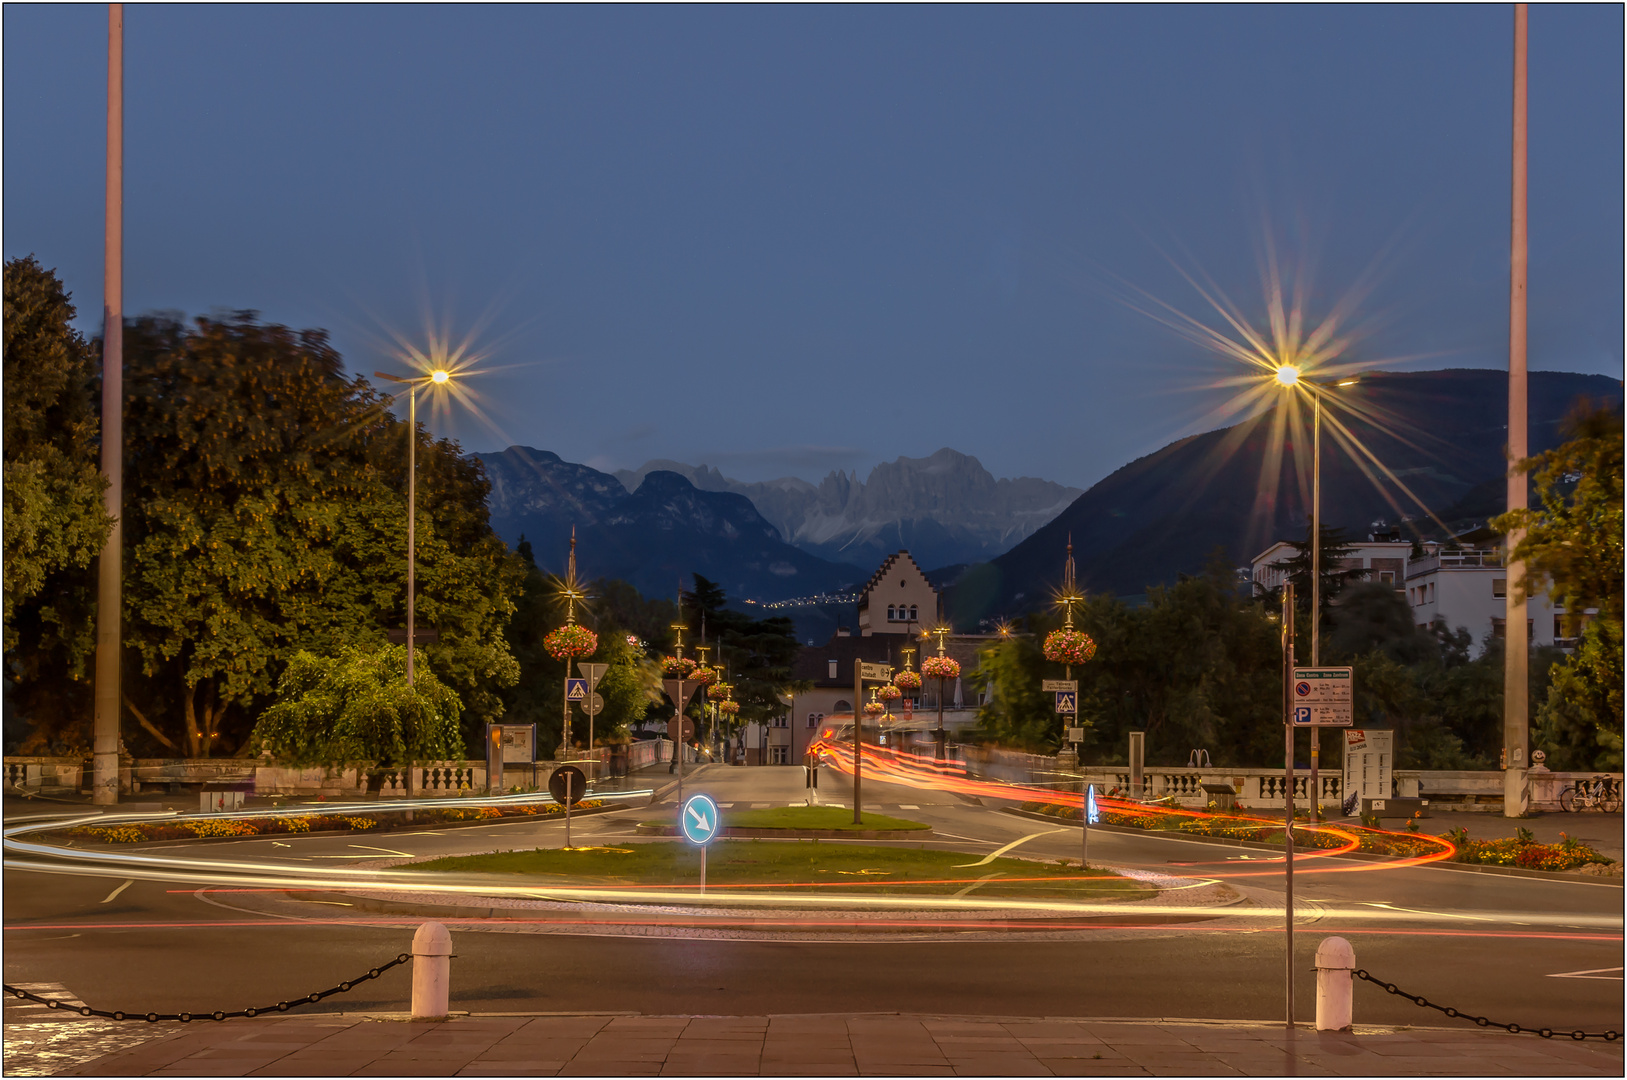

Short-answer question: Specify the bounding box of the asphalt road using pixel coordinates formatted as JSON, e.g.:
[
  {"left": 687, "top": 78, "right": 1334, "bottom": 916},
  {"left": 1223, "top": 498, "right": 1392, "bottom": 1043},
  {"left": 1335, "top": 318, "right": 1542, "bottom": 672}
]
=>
[{"left": 5, "top": 766, "right": 1622, "bottom": 1034}]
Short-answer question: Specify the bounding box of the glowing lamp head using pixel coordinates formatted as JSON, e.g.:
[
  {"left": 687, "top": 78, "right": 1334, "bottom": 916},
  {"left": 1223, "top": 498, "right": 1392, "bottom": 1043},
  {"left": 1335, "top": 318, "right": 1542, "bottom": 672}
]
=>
[
  {"left": 1274, "top": 365, "right": 1301, "bottom": 387},
  {"left": 430, "top": 369, "right": 451, "bottom": 384}
]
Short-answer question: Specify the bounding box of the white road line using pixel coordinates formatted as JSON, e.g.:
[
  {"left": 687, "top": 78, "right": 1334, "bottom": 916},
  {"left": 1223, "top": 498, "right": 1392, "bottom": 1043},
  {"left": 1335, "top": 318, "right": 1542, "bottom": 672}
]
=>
[
  {"left": 898, "top": 805, "right": 920, "bottom": 810},
  {"left": 349, "top": 844, "right": 413, "bottom": 856},
  {"left": 1547, "top": 967, "right": 1624, "bottom": 980},
  {"left": 953, "top": 828, "right": 1066, "bottom": 867},
  {"left": 99, "top": 879, "right": 133, "bottom": 904}
]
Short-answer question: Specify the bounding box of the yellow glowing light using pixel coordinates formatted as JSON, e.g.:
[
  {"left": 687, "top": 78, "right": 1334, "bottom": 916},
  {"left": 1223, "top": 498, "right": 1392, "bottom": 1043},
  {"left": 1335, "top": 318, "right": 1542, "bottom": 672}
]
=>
[
  {"left": 1274, "top": 365, "right": 1301, "bottom": 387},
  {"left": 430, "top": 369, "right": 451, "bottom": 384}
]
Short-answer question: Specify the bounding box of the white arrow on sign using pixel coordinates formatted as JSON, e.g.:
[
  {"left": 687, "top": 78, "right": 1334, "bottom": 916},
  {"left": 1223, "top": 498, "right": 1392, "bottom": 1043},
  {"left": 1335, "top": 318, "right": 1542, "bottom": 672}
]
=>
[{"left": 859, "top": 662, "right": 891, "bottom": 682}]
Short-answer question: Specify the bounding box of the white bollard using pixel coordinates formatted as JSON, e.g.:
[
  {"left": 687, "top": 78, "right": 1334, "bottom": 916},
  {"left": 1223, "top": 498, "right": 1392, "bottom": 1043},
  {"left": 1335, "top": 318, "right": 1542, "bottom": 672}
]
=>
[
  {"left": 1315, "top": 936, "right": 1356, "bottom": 1032},
  {"left": 411, "top": 921, "right": 452, "bottom": 1020}
]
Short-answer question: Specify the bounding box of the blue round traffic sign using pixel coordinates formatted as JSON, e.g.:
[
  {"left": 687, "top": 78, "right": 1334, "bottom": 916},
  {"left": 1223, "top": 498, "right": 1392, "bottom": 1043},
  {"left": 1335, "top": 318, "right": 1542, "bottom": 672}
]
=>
[{"left": 680, "top": 794, "right": 721, "bottom": 845}]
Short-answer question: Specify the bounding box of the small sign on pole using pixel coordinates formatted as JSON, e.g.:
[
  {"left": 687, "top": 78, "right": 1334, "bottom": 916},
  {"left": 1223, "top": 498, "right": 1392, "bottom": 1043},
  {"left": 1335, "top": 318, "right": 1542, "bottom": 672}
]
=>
[
  {"left": 1042, "top": 679, "right": 1079, "bottom": 693},
  {"left": 859, "top": 662, "right": 891, "bottom": 682},
  {"left": 1290, "top": 667, "right": 1353, "bottom": 726},
  {"left": 565, "top": 678, "right": 588, "bottom": 702},
  {"left": 1054, "top": 691, "right": 1077, "bottom": 714},
  {"left": 681, "top": 793, "right": 720, "bottom": 893}
]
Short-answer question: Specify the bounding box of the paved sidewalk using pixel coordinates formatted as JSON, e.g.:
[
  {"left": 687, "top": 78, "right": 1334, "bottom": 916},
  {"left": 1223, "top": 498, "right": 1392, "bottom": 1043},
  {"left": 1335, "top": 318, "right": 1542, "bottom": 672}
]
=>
[{"left": 45, "top": 1013, "right": 1625, "bottom": 1076}]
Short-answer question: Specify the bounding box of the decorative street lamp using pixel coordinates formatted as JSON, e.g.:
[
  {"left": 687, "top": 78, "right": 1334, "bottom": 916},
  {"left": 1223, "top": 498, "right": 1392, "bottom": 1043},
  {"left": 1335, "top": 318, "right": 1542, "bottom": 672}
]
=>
[
  {"left": 373, "top": 368, "right": 455, "bottom": 688},
  {"left": 921, "top": 625, "right": 959, "bottom": 762},
  {"left": 892, "top": 649, "right": 922, "bottom": 755},
  {"left": 543, "top": 531, "right": 598, "bottom": 758},
  {"left": 1044, "top": 538, "right": 1097, "bottom": 762}
]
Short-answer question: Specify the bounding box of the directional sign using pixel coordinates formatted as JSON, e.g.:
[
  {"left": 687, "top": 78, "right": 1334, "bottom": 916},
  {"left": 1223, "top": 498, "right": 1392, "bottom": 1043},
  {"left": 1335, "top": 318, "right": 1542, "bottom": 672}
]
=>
[
  {"left": 565, "top": 678, "right": 588, "bottom": 702},
  {"left": 859, "top": 662, "right": 891, "bottom": 682},
  {"left": 680, "top": 793, "right": 721, "bottom": 845},
  {"left": 549, "top": 764, "right": 587, "bottom": 807},
  {"left": 1085, "top": 784, "right": 1100, "bottom": 825},
  {"left": 579, "top": 663, "right": 609, "bottom": 691},
  {"left": 1042, "top": 679, "right": 1079, "bottom": 694},
  {"left": 1291, "top": 666, "right": 1353, "bottom": 726},
  {"left": 1055, "top": 691, "right": 1078, "bottom": 715}
]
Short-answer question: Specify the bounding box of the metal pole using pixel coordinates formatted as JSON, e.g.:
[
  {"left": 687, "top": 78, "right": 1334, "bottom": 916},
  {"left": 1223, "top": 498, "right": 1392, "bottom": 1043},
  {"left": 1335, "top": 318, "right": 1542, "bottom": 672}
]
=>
[
  {"left": 1504, "top": 2, "right": 1530, "bottom": 819},
  {"left": 853, "top": 660, "right": 863, "bottom": 825},
  {"left": 92, "top": 2, "right": 124, "bottom": 804},
  {"left": 1309, "top": 392, "right": 1320, "bottom": 819},
  {"left": 677, "top": 677, "right": 686, "bottom": 807},
  {"left": 935, "top": 677, "right": 945, "bottom": 761},
  {"left": 1283, "top": 582, "right": 1296, "bottom": 1030},
  {"left": 1082, "top": 784, "right": 1090, "bottom": 870},
  {"left": 564, "top": 769, "right": 572, "bottom": 849},
  {"left": 407, "top": 387, "right": 416, "bottom": 687}
]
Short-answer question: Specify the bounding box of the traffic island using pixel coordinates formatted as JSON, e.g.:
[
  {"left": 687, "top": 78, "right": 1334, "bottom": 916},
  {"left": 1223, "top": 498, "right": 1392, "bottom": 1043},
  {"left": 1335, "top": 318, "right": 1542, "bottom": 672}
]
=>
[{"left": 636, "top": 804, "right": 932, "bottom": 840}]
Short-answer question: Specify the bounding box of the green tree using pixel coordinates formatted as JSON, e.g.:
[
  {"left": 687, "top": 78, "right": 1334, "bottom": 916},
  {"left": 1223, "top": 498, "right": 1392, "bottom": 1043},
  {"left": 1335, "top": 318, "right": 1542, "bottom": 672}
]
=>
[
  {"left": 1496, "top": 399, "right": 1624, "bottom": 770},
  {"left": 682, "top": 575, "right": 807, "bottom": 734},
  {"left": 970, "top": 628, "right": 1060, "bottom": 753},
  {"left": 249, "top": 644, "right": 463, "bottom": 772},
  {"left": 2, "top": 257, "right": 112, "bottom": 686}
]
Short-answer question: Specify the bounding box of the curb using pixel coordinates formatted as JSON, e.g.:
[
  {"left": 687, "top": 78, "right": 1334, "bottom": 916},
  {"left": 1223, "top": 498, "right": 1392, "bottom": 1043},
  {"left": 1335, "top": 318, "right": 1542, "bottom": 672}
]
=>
[
  {"left": 634, "top": 823, "right": 932, "bottom": 840},
  {"left": 1000, "top": 806, "right": 1624, "bottom": 884}
]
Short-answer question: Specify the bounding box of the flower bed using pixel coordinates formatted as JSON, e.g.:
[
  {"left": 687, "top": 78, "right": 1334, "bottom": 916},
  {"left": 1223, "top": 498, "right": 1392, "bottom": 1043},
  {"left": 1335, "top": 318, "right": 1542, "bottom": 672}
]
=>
[
  {"left": 63, "top": 801, "right": 604, "bottom": 845},
  {"left": 1444, "top": 826, "right": 1612, "bottom": 871},
  {"left": 1018, "top": 801, "right": 1443, "bottom": 857}
]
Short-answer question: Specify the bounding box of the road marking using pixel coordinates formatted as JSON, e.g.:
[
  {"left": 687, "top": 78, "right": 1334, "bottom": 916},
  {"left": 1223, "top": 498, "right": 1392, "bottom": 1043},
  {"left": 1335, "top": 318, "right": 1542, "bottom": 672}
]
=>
[
  {"left": 953, "top": 828, "right": 1065, "bottom": 867},
  {"left": 952, "top": 872, "right": 1005, "bottom": 897},
  {"left": 1547, "top": 967, "right": 1624, "bottom": 980},
  {"left": 270, "top": 841, "right": 291, "bottom": 848},
  {"left": 304, "top": 900, "right": 354, "bottom": 907},
  {"left": 99, "top": 879, "right": 133, "bottom": 904},
  {"left": 898, "top": 804, "right": 920, "bottom": 810},
  {"left": 1358, "top": 901, "right": 1501, "bottom": 923},
  {"left": 717, "top": 803, "right": 735, "bottom": 808},
  {"left": 350, "top": 845, "right": 413, "bottom": 856}
]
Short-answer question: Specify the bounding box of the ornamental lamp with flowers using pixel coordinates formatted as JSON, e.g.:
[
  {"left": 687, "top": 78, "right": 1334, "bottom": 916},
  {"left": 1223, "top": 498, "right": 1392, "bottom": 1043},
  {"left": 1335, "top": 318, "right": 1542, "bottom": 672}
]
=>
[
  {"left": 921, "top": 655, "right": 960, "bottom": 680},
  {"left": 543, "top": 622, "right": 598, "bottom": 660},
  {"left": 661, "top": 655, "right": 697, "bottom": 679},
  {"left": 877, "top": 684, "right": 902, "bottom": 702},
  {"left": 717, "top": 699, "right": 740, "bottom": 716},
  {"left": 892, "top": 669, "right": 922, "bottom": 692},
  {"left": 709, "top": 681, "right": 733, "bottom": 702},
  {"left": 690, "top": 665, "right": 718, "bottom": 687}
]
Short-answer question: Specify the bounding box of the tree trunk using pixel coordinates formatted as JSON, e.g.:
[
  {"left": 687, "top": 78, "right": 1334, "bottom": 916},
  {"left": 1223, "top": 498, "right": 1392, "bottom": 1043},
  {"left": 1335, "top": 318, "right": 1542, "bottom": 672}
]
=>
[{"left": 181, "top": 678, "right": 202, "bottom": 758}]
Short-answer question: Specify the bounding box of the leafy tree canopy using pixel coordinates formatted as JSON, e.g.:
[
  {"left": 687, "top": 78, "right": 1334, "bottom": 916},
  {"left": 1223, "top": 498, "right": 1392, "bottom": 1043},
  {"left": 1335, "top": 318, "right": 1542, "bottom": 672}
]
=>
[{"left": 249, "top": 645, "right": 463, "bottom": 769}]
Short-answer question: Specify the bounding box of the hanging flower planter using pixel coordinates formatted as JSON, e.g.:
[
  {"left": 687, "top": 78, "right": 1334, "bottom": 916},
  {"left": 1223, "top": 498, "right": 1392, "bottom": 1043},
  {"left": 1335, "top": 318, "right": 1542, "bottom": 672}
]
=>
[
  {"left": 877, "top": 684, "right": 902, "bottom": 702},
  {"left": 709, "top": 681, "right": 733, "bottom": 702},
  {"left": 892, "top": 670, "right": 922, "bottom": 692},
  {"left": 716, "top": 699, "right": 740, "bottom": 716},
  {"left": 690, "top": 665, "right": 718, "bottom": 686},
  {"left": 862, "top": 701, "right": 886, "bottom": 716},
  {"left": 544, "top": 624, "right": 598, "bottom": 660},
  {"left": 661, "top": 656, "right": 697, "bottom": 678},
  {"left": 921, "top": 656, "right": 960, "bottom": 680},
  {"left": 1043, "top": 628, "right": 1097, "bottom": 666}
]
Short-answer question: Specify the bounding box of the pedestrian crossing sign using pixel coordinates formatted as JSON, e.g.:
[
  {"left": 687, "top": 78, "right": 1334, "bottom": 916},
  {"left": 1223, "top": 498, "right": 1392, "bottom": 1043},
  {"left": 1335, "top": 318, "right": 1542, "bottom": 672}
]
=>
[
  {"left": 1055, "top": 691, "right": 1077, "bottom": 714},
  {"left": 565, "top": 678, "right": 588, "bottom": 702}
]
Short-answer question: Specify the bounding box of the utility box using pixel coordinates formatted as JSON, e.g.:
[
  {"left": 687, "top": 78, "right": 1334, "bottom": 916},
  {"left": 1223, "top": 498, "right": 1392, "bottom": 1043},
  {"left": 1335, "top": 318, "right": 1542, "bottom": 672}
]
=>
[
  {"left": 1200, "top": 782, "right": 1237, "bottom": 812},
  {"left": 1363, "top": 796, "right": 1429, "bottom": 821}
]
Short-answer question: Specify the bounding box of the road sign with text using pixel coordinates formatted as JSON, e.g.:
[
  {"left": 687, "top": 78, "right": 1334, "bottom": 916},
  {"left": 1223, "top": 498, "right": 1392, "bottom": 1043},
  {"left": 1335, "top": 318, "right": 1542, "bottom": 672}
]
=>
[
  {"left": 1042, "top": 679, "right": 1079, "bottom": 693},
  {"left": 1291, "top": 667, "right": 1353, "bottom": 726},
  {"left": 859, "top": 662, "right": 892, "bottom": 682}
]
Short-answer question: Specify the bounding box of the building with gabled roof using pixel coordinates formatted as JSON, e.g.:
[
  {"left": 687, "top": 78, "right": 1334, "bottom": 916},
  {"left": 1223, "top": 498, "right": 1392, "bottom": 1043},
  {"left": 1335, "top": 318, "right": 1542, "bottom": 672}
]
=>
[{"left": 856, "top": 550, "right": 938, "bottom": 637}]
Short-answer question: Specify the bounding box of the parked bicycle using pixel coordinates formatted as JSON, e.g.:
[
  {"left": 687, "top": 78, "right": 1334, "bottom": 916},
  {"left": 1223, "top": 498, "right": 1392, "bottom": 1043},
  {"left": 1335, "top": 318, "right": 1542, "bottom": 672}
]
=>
[{"left": 1559, "top": 775, "right": 1622, "bottom": 813}]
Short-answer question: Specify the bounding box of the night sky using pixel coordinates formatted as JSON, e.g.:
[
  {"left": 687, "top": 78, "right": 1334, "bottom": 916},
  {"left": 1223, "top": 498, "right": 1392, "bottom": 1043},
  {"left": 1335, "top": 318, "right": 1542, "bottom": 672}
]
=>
[{"left": 5, "top": 5, "right": 1621, "bottom": 489}]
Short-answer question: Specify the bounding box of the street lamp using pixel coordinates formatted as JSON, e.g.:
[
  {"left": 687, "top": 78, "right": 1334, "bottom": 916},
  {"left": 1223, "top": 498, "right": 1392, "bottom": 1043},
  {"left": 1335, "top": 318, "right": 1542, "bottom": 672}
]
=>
[{"left": 374, "top": 368, "right": 455, "bottom": 686}]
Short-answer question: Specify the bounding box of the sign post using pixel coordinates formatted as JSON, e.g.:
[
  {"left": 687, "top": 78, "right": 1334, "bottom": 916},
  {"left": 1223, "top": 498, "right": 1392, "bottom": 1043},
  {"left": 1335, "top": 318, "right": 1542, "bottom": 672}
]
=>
[
  {"left": 550, "top": 764, "right": 586, "bottom": 849},
  {"left": 854, "top": 661, "right": 891, "bottom": 825},
  {"left": 680, "top": 793, "right": 720, "bottom": 893},
  {"left": 1082, "top": 783, "right": 1098, "bottom": 869},
  {"left": 580, "top": 663, "right": 609, "bottom": 776},
  {"left": 663, "top": 679, "right": 699, "bottom": 806},
  {"left": 1281, "top": 583, "right": 1295, "bottom": 1032}
]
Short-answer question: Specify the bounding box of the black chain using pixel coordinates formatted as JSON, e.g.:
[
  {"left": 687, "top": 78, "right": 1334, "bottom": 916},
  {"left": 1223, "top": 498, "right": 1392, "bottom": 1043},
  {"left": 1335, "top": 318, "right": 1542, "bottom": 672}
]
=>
[
  {"left": 1354, "top": 969, "right": 1620, "bottom": 1041},
  {"left": 3, "top": 952, "right": 411, "bottom": 1023}
]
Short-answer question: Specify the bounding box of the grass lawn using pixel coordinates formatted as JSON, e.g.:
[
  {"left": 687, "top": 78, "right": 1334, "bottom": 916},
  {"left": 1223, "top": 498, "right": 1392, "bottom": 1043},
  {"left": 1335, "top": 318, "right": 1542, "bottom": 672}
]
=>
[
  {"left": 641, "top": 805, "right": 929, "bottom": 832},
  {"left": 409, "top": 840, "right": 1152, "bottom": 902}
]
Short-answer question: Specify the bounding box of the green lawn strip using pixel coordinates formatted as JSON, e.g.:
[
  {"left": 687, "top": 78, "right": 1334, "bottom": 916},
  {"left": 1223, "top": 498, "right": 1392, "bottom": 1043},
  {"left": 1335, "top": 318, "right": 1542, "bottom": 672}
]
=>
[
  {"left": 643, "top": 805, "right": 928, "bottom": 832},
  {"left": 408, "top": 840, "right": 1151, "bottom": 902}
]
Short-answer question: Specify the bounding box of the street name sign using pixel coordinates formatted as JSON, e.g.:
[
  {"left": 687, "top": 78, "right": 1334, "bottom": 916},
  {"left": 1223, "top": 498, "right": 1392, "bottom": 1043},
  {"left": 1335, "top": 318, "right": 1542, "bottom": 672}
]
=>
[
  {"left": 580, "top": 663, "right": 609, "bottom": 691},
  {"left": 1054, "top": 691, "right": 1078, "bottom": 714},
  {"left": 681, "top": 793, "right": 721, "bottom": 845},
  {"left": 565, "top": 678, "right": 588, "bottom": 703},
  {"left": 1042, "top": 679, "right": 1078, "bottom": 693},
  {"left": 859, "top": 662, "right": 891, "bottom": 682},
  {"left": 1291, "top": 667, "right": 1353, "bottom": 726}
]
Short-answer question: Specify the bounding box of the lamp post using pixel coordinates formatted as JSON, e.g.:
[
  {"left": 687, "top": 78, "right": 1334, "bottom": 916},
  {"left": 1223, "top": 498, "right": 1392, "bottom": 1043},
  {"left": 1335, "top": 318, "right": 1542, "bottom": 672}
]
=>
[
  {"left": 1272, "top": 366, "right": 1357, "bottom": 813},
  {"left": 374, "top": 369, "right": 452, "bottom": 688}
]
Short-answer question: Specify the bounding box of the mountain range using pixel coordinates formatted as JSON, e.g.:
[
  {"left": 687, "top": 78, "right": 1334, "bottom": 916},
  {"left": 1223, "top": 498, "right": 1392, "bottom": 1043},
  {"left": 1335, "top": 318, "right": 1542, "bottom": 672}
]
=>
[
  {"left": 946, "top": 368, "right": 1623, "bottom": 624},
  {"left": 614, "top": 448, "right": 1080, "bottom": 570}
]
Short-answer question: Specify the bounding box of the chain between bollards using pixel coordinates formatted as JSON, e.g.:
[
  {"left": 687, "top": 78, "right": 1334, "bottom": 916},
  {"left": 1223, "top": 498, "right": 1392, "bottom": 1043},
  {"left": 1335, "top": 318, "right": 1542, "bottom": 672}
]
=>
[
  {"left": 1353, "top": 969, "right": 1621, "bottom": 1041},
  {"left": 3, "top": 952, "right": 411, "bottom": 1023}
]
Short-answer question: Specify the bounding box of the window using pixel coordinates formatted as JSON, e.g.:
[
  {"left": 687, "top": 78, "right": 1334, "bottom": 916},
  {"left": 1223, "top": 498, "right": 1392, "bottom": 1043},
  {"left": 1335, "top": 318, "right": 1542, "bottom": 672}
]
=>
[
  {"left": 807, "top": 712, "right": 823, "bottom": 729},
  {"left": 833, "top": 700, "right": 851, "bottom": 714},
  {"left": 1379, "top": 571, "right": 1394, "bottom": 585},
  {"left": 909, "top": 605, "right": 918, "bottom": 620},
  {"left": 828, "top": 660, "right": 838, "bottom": 679},
  {"left": 1493, "top": 578, "right": 1507, "bottom": 598},
  {"left": 887, "top": 605, "right": 897, "bottom": 621},
  {"left": 773, "top": 714, "right": 788, "bottom": 728},
  {"left": 770, "top": 746, "right": 789, "bottom": 764}
]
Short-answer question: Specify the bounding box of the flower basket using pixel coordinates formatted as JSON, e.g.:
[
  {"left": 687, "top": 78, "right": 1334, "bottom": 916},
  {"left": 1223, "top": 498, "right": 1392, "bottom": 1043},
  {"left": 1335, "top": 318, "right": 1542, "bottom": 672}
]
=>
[
  {"left": 1043, "top": 628, "right": 1097, "bottom": 666},
  {"left": 690, "top": 665, "right": 718, "bottom": 686},
  {"left": 717, "top": 700, "right": 740, "bottom": 716},
  {"left": 921, "top": 656, "right": 960, "bottom": 680},
  {"left": 661, "top": 656, "right": 697, "bottom": 678},
  {"left": 544, "top": 623, "right": 598, "bottom": 660},
  {"left": 863, "top": 701, "right": 886, "bottom": 716},
  {"left": 877, "top": 684, "right": 902, "bottom": 702},
  {"left": 892, "top": 670, "right": 922, "bottom": 692},
  {"left": 709, "top": 681, "right": 733, "bottom": 702}
]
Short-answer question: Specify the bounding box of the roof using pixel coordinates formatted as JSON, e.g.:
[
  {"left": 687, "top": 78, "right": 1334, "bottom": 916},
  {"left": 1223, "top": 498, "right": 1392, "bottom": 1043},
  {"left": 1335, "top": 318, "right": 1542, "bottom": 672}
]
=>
[{"left": 858, "top": 551, "right": 936, "bottom": 606}]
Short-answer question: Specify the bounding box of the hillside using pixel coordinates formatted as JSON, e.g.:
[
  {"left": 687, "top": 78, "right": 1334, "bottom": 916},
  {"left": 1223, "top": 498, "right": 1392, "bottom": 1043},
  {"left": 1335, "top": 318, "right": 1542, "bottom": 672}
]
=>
[{"left": 948, "top": 369, "right": 1622, "bottom": 623}]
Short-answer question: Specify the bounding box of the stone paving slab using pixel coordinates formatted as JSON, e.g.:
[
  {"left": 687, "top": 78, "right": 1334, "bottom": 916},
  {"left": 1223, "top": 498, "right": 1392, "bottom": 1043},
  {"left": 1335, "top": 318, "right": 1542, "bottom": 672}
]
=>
[{"left": 12, "top": 1013, "right": 1617, "bottom": 1077}]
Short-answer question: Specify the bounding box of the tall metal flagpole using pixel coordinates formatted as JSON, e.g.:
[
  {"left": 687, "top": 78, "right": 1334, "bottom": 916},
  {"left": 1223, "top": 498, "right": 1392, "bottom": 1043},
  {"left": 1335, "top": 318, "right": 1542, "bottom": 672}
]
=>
[
  {"left": 93, "top": 3, "right": 125, "bottom": 804},
  {"left": 1503, "top": 2, "right": 1530, "bottom": 818}
]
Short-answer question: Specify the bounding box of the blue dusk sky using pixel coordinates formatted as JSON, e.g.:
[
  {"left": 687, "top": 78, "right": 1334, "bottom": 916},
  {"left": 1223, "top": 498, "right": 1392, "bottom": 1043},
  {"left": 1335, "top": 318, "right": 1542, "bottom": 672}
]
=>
[{"left": 4, "top": 4, "right": 1621, "bottom": 489}]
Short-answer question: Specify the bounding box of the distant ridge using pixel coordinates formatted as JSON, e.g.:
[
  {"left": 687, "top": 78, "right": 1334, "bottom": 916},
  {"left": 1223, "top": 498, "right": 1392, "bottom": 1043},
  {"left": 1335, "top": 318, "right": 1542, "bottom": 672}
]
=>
[{"left": 948, "top": 369, "right": 1623, "bottom": 624}]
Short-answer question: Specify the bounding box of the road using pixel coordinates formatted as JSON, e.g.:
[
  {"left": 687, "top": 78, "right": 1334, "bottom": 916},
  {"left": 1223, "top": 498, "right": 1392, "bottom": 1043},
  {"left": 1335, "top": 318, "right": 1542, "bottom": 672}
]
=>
[{"left": 4, "top": 765, "right": 1622, "bottom": 1035}]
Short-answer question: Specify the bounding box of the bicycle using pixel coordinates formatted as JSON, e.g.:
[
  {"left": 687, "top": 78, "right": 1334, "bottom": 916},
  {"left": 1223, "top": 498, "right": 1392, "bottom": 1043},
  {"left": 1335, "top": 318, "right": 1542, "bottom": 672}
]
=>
[{"left": 1559, "top": 775, "right": 1622, "bottom": 813}]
